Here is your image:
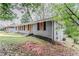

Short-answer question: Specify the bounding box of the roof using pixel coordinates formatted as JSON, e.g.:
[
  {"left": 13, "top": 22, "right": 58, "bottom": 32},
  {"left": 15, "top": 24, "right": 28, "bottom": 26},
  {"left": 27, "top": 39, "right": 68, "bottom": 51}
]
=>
[
  {"left": 16, "top": 17, "right": 63, "bottom": 26},
  {"left": 19, "top": 17, "right": 52, "bottom": 26},
  {"left": 4, "top": 17, "right": 63, "bottom": 28}
]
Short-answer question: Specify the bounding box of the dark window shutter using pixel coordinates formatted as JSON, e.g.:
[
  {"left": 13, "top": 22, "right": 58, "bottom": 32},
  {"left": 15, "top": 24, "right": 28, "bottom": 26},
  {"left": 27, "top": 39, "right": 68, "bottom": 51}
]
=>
[
  {"left": 44, "top": 22, "right": 46, "bottom": 30},
  {"left": 28, "top": 25, "right": 29, "bottom": 30},
  {"left": 37, "top": 23, "right": 39, "bottom": 30}
]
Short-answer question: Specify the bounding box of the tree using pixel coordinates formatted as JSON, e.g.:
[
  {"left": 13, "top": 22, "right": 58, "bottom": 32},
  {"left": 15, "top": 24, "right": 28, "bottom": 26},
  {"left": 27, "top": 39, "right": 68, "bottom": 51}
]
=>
[
  {"left": 20, "top": 3, "right": 41, "bottom": 23},
  {"left": 0, "top": 3, "right": 16, "bottom": 20},
  {"left": 64, "top": 3, "right": 79, "bottom": 25},
  {"left": 21, "top": 13, "right": 30, "bottom": 23},
  {"left": 51, "top": 3, "right": 79, "bottom": 43}
]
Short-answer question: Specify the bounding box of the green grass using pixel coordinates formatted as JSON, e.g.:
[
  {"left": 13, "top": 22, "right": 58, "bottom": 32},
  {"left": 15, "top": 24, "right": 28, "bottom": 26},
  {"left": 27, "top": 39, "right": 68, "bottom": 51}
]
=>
[
  {"left": 0, "top": 31, "right": 47, "bottom": 46},
  {"left": 0, "top": 31, "right": 78, "bottom": 56},
  {"left": 0, "top": 31, "right": 49, "bottom": 56}
]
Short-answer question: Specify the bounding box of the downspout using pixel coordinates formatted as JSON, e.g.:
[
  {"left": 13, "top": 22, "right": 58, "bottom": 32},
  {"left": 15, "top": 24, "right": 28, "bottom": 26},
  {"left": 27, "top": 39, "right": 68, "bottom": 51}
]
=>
[{"left": 52, "top": 20, "right": 55, "bottom": 44}]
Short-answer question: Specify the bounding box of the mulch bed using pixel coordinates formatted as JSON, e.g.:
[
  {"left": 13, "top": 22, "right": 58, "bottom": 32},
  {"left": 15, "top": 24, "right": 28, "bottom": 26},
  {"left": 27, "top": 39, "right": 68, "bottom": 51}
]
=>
[
  {"left": 19, "top": 41, "right": 79, "bottom": 56},
  {"left": 0, "top": 41, "right": 78, "bottom": 56}
]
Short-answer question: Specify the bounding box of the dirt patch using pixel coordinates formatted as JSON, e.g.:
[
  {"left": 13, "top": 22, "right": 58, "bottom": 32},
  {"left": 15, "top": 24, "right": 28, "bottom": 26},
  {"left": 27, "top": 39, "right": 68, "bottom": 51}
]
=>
[
  {"left": 21, "top": 41, "right": 45, "bottom": 55},
  {"left": 0, "top": 41, "right": 78, "bottom": 56},
  {"left": 19, "top": 41, "right": 79, "bottom": 56}
]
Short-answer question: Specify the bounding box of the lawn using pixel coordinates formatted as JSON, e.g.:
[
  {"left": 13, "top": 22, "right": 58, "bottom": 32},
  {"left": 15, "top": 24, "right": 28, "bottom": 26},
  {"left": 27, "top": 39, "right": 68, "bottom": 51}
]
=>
[
  {"left": 0, "top": 31, "right": 46, "bottom": 45},
  {"left": 0, "top": 31, "right": 48, "bottom": 56},
  {"left": 0, "top": 31, "right": 78, "bottom": 56}
]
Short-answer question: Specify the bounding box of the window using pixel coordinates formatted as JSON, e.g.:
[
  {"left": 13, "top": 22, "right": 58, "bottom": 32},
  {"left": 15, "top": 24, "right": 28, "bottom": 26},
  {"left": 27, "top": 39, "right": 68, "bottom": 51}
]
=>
[{"left": 37, "top": 22, "right": 46, "bottom": 31}]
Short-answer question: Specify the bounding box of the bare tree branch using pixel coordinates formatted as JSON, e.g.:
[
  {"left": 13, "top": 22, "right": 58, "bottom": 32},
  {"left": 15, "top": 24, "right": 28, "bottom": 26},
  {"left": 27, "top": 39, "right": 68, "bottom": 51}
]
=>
[
  {"left": 65, "top": 10, "right": 79, "bottom": 25},
  {"left": 64, "top": 3, "right": 79, "bottom": 25}
]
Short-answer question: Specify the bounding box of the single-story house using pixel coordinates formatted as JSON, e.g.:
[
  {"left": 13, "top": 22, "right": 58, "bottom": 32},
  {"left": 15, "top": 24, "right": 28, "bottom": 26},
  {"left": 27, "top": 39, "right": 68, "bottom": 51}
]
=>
[{"left": 3, "top": 18, "right": 64, "bottom": 42}]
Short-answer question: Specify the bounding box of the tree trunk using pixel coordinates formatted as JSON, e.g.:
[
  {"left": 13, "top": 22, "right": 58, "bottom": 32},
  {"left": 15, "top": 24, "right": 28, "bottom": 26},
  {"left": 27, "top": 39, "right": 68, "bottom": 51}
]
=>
[{"left": 27, "top": 7, "right": 33, "bottom": 21}]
